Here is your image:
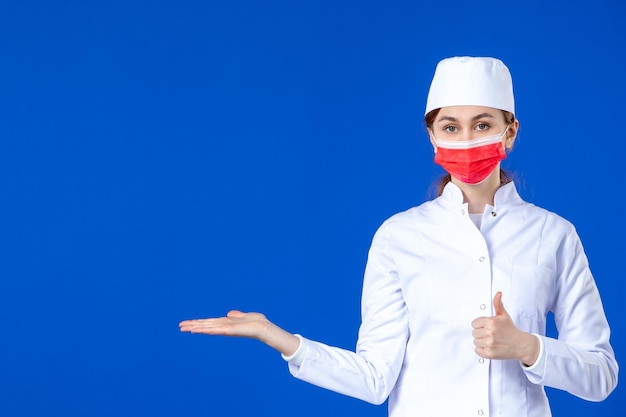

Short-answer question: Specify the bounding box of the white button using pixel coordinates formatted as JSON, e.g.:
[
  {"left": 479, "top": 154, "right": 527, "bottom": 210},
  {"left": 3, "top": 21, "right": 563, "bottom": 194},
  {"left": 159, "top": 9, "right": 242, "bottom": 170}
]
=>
[
  {"left": 479, "top": 256, "right": 485, "bottom": 262},
  {"left": 478, "top": 410, "right": 484, "bottom": 416},
  {"left": 479, "top": 358, "right": 485, "bottom": 364},
  {"left": 480, "top": 304, "right": 487, "bottom": 310},
  {"left": 490, "top": 211, "right": 497, "bottom": 217}
]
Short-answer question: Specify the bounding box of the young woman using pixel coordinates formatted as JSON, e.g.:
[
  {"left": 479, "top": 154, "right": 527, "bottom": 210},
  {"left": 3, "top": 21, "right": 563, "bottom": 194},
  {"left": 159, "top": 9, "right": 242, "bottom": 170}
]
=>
[{"left": 179, "top": 56, "right": 618, "bottom": 416}]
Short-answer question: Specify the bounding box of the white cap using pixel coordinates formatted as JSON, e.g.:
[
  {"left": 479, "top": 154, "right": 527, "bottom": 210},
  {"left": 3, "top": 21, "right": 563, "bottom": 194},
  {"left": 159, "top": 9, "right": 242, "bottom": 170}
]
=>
[{"left": 424, "top": 56, "right": 515, "bottom": 116}]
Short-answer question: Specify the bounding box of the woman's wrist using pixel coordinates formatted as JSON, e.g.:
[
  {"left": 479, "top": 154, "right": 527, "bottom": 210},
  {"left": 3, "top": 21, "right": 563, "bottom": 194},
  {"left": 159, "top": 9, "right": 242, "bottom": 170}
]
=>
[
  {"left": 519, "top": 332, "right": 540, "bottom": 366},
  {"left": 259, "top": 320, "right": 301, "bottom": 357}
]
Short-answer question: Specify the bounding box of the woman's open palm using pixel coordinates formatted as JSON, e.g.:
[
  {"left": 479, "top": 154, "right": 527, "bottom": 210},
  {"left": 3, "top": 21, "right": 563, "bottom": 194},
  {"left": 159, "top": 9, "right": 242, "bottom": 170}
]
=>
[{"left": 179, "top": 310, "right": 270, "bottom": 340}]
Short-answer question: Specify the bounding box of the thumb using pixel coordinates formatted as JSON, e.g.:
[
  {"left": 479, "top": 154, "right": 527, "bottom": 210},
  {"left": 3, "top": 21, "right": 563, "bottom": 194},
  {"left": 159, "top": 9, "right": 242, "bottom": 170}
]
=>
[
  {"left": 227, "top": 310, "right": 246, "bottom": 318},
  {"left": 493, "top": 292, "right": 509, "bottom": 317}
]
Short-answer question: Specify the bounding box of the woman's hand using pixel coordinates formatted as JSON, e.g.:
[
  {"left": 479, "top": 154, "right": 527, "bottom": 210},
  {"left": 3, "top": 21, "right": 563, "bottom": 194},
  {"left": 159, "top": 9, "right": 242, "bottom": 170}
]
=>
[
  {"left": 471, "top": 292, "right": 540, "bottom": 366},
  {"left": 179, "top": 310, "right": 270, "bottom": 339},
  {"left": 179, "top": 310, "right": 301, "bottom": 357}
]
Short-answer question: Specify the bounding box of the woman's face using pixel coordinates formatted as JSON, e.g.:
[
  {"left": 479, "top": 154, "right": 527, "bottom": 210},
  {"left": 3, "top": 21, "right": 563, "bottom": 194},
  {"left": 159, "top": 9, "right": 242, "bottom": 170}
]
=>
[{"left": 428, "top": 105, "right": 518, "bottom": 151}]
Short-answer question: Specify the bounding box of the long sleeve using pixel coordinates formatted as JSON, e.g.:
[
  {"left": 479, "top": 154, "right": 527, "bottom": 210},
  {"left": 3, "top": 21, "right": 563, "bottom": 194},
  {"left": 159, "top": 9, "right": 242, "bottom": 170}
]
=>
[
  {"left": 522, "top": 226, "right": 618, "bottom": 401},
  {"left": 286, "top": 221, "right": 409, "bottom": 405}
]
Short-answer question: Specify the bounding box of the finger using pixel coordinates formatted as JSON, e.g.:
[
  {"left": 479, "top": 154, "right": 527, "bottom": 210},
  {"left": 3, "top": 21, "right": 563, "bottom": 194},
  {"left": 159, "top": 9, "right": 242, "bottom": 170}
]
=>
[
  {"left": 471, "top": 317, "right": 489, "bottom": 329},
  {"left": 475, "top": 346, "right": 495, "bottom": 359},
  {"left": 474, "top": 337, "right": 487, "bottom": 349},
  {"left": 180, "top": 323, "right": 199, "bottom": 332},
  {"left": 472, "top": 328, "right": 485, "bottom": 339},
  {"left": 179, "top": 320, "right": 202, "bottom": 330},
  {"left": 181, "top": 321, "right": 230, "bottom": 335},
  {"left": 179, "top": 319, "right": 204, "bottom": 327},
  {"left": 179, "top": 318, "right": 226, "bottom": 330},
  {"left": 493, "top": 291, "right": 508, "bottom": 317},
  {"left": 179, "top": 318, "right": 218, "bottom": 327},
  {"left": 180, "top": 325, "right": 196, "bottom": 332},
  {"left": 227, "top": 310, "right": 246, "bottom": 318}
]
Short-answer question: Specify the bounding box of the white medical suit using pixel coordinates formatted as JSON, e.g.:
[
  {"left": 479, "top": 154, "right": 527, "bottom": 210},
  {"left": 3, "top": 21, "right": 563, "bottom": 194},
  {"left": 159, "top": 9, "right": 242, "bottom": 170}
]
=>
[{"left": 284, "top": 181, "right": 618, "bottom": 417}]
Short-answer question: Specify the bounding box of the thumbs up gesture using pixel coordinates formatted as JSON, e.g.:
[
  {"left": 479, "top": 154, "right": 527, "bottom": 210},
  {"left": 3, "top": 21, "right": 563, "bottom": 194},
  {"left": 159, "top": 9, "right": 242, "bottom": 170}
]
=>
[{"left": 471, "top": 292, "right": 540, "bottom": 366}]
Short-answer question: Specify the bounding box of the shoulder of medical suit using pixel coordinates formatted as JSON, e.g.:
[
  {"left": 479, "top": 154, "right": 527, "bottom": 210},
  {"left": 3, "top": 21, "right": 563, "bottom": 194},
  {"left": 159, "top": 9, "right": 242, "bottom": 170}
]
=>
[{"left": 378, "top": 181, "right": 576, "bottom": 234}]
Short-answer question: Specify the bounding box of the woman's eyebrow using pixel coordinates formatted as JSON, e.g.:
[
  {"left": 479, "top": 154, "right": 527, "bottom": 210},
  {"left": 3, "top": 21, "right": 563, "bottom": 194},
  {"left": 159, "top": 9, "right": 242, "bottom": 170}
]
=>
[
  {"left": 471, "top": 113, "right": 496, "bottom": 121},
  {"left": 436, "top": 116, "right": 458, "bottom": 123}
]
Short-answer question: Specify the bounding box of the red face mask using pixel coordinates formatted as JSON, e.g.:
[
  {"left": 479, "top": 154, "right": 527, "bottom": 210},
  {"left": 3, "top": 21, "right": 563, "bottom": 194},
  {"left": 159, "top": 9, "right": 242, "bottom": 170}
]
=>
[{"left": 433, "top": 129, "right": 508, "bottom": 184}]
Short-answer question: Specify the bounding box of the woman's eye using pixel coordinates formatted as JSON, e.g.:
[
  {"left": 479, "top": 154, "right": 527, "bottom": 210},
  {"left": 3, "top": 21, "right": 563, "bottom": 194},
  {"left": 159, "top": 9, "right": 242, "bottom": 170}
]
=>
[
  {"left": 476, "top": 123, "right": 489, "bottom": 130},
  {"left": 444, "top": 126, "right": 457, "bottom": 133}
]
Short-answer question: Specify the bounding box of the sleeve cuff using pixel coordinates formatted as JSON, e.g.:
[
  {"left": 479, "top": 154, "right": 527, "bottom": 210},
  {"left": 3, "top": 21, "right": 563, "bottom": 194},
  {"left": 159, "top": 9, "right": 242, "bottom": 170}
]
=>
[{"left": 281, "top": 334, "right": 306, "bottom": 366}]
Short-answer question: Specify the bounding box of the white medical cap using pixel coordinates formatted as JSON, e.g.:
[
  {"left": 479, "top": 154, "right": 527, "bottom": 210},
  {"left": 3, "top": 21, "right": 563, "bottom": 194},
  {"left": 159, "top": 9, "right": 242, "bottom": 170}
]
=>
[{"left": 424, "top": 56, "right": 515, "bottom": 116}]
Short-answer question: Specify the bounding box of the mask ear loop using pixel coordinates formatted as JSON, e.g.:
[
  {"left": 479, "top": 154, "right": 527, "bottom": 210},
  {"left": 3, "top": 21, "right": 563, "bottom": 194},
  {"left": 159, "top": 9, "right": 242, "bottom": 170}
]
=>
[
  {"left": 501, "top": 124, "right": 513, "bottom": 150},
  {"left": 427, "top": 128, "right": 438, "bottom": 153}
]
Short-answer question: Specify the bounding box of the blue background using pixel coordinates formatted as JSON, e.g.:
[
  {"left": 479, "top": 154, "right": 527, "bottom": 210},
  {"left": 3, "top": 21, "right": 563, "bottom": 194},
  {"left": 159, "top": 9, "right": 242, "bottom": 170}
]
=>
[{"left": 1, "top": 1, "right": 624, "bottom": 416}]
